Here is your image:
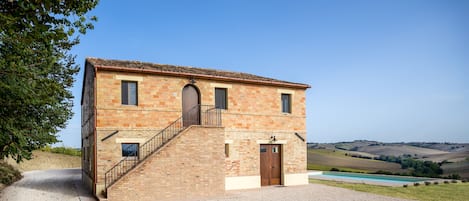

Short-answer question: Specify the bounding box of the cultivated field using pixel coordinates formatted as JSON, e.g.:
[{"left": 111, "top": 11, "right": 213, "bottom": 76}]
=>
[
  {"left": 307, "top": 149, "right": 405, "bottom": 173},
  {"left": 423, "top": 151, "right": 469, "bottom": 163},
  {"left": 355, "top": 145, "right": 448, "bottom": 157},
  {"left": 442, "top": 161, "right": 469, "bottom": 179}
]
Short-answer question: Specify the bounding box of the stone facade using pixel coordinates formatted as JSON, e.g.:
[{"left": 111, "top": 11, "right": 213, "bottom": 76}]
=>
[
  {"left": 81, "top": 62, "right": 96, "bottom": 194},
  {"left": 81, "top": 58, "right": 310, "bottom": 200},
  {"left": 108, "top": 126, "right": 225, "bottom": 201}
]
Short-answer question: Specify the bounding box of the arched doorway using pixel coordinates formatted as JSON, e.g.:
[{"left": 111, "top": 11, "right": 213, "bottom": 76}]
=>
[{"left": 182, "top": 85, "right": 200, "bottom": 127}]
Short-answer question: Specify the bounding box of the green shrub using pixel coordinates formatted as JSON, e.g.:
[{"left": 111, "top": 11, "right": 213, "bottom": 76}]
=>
[
  {"left": 414, "top": 182, "right": 420, "bottom": 186},
  {"left": 376, "top": 155, "right": 443, "bottom": 178},
  {"left": 0, "top": 161, "right": 22, "bottom": 185},
  {"left": 444, "top": 180, "right": 450, "bottom": 184},
  {"left": 330, "top": 168, "right": 340, "bottom": 172},
  {"left": 443, "top": 173, "right": 461, "bottom": 180},
  {"left": 424, "top": 181, "right": 431, "bottom": 186},
  {"left": 403, "top": 184, "right": 408, "bottom": 187},
  {"left": 374, "top": 170, "right": 393, "bottom": 175},
  {"left": 40, "top": 145, "right": 81, "bottom": 157},
  {"left": 433, "top": 181, "right": 439, "bottom": 185},
  {"left": 41, "top": 145, "right": 52, "bottom": 152},
  {"left": 451, "top": 180, "right": 458, "bottom": 183}
]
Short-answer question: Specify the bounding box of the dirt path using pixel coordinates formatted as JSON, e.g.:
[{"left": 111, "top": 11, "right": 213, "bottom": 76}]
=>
[{"left": 0, "top": 168, "right": 95, "bottom": 201}]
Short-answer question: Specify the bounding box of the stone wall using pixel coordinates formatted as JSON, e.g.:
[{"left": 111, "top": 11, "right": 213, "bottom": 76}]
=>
[
  {"left": 107, "top": 126, "right": 225, "bottom": 201},
  {"left": 81, "top": 62, "right": 95, "bottom": 193},
  {"left": 224, "top": 130, "right": 307, "bottom": 176},
  {"left": 94, "top": 70, "right": 306, "bottom": 131}
]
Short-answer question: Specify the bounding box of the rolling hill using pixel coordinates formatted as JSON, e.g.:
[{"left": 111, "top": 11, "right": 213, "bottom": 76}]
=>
[
  {"left": 308, "top": 140, "right": 469, "bottom": 179},
  {"left": 355, "top": 144, "right": 448, "bottom": 157},
  {"left": 307, "top": 148, "right": 405, "bottom": 173}
]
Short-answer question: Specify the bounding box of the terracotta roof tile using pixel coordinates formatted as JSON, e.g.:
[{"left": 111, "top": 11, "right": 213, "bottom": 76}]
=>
[{"left": 86, "top": 57, "right": 310, "bottom": 89}]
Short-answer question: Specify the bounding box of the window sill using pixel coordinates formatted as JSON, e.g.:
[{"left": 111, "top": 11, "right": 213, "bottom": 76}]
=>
[{"left": 122, "top": 156, "right": 139, "bottom": 160}]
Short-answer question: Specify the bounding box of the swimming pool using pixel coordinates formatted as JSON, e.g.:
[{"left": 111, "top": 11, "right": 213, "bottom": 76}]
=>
[{"left": 309, "top": 171, "right": 432, "bottom": 186}]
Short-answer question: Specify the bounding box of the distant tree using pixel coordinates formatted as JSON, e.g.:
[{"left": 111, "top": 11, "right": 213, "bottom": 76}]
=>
[{"left": 0, "top": 0, "right": 98, "bottom": 162}]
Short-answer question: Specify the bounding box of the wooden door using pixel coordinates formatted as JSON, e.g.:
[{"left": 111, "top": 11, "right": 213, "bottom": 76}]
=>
[
  {"left": 182, "top": 85, "right": 200, "bottom": 127},
  {"left": 260, "top": 144, "right": 281, "bottom": 186}
]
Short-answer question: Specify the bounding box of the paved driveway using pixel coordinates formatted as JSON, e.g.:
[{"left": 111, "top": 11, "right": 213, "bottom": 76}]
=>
[{"left": 0, "top": 168, "right": 95, "bottom": 201}]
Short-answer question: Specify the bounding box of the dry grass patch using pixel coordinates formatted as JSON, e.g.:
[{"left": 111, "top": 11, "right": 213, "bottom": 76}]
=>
[
  {"left": 356, "top": 144, "right": 449, "bottom": 156},
  {"left": 0, "top": 161, "right": 22, "bottom": 188},
  {"left": 442, "top": 161, "right": 469, "bottom": 180},
  {"left": 6, "top": 150, "right": 80, "bottom": 172}
]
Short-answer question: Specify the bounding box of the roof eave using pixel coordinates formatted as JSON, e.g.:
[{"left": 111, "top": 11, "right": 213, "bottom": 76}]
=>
[
  {"left": 94, "top": 64, "right": 311, "bottom": 89},
  {"left": 80, "top": 61, "right": 90, "bottom": 105}
]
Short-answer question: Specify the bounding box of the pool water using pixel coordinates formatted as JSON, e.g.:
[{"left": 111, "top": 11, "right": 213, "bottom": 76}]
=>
[{"left": 310, "top": 171, "right": 431, "bottom": 185}]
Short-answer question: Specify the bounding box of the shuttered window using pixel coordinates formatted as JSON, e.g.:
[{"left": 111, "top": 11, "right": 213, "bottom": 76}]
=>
[
  {"left": 281, "top": 93, "right": 291, "bottom": 113},
  {"left": 215, "top": 88, "right": 227, "bottom": 109},
  {"left": 122, "top": 81, "right": 138, "bottom": 105}
]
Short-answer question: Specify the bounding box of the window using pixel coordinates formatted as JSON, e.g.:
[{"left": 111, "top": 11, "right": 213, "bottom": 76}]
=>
[
  {"left": 225, "top": 144, "right": 230, "bottom": 157},
  {"left": 122, "top": 81, "right": 138, "bottom": 105},
  {"left": 281, "top": 93, "right": 291, "bottom": 113},
  {"left": 215, "top": 88, "right": 227, "bottom": 109},
  {"left": 121, "top": 143, "right": 139, "bottom": 157},
  {"left": 272, "top": 146, "right": 279, "bottom": 153}
]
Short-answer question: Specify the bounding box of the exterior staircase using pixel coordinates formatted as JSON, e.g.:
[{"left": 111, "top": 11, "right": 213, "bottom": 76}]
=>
[{"left": 104, "top": 105, "right": 221, "bottom": 192}]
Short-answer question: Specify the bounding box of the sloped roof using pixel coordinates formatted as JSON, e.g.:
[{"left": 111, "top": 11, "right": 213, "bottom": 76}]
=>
[{"left": 86, "top": 57, "right": 310, "bottom": 89}]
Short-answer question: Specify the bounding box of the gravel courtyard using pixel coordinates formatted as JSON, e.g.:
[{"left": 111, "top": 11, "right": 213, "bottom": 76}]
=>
[
  {"left": 0, "top": 168, "right": 408, "bottom": 201},
  {"left": 0, "top": 168, "right": 95, "bottom": 201},
  {"left": 202, "top": 184, "right": 409, "bottom": 201}
]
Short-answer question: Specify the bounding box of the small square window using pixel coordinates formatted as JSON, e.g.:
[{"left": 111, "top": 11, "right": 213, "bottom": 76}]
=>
[
  {"left": 272, "top": 146, "right": 279, "bottom": 153},
  {"left": 225, "top": 144, "right": 230, "bottom": 157},
  {"left": 122, "top": 81, "right": 138, "bottom": 105},
  {"left": 215, "top": 88, "right": 227, "bottom": 109},
  {"left": 260, "top": 147, "right": 267, "bottom": 153},
  {"left": 281, "top": 93, "right": 291, "bottom": 113},
  {"left": 122, "top": 143, "right": 139, "bottom": 157}
]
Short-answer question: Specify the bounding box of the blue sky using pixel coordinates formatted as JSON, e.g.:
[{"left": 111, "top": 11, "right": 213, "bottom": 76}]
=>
[{"left": 58, "top": 0, "right": 469, "bottom": 147}]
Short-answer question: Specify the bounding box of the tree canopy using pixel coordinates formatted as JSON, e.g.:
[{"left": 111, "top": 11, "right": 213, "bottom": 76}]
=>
[{"left": 0, "top": 0, "right": 98, "bottom": 162}]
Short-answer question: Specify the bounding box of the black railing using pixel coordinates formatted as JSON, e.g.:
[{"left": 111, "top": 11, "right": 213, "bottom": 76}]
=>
[{"left": 104, "top": 105, "right": 221, "bottom": 190}]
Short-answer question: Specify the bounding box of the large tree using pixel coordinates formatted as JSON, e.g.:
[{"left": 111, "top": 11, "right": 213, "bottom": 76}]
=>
[{"left": 0, "top": 0, "right": 98, "bottom": 162}]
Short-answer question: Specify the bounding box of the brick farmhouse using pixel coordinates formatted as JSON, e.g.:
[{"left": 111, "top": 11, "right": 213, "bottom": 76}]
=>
[{"left": 81, "top": 58, "right": 310, "bottom": 201}]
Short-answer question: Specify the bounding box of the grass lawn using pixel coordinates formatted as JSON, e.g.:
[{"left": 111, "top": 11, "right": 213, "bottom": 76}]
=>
[
  {"left": 307, "top": 164, "right": 370, "bottom": 173},
  {"left": 310, "top": 179, "right": 469, "bottom": 201}
]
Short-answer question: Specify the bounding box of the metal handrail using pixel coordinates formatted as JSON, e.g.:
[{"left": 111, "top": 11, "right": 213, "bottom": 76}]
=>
[{"left": 104, "top": 105, "right": 221, "bottom": 191}]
